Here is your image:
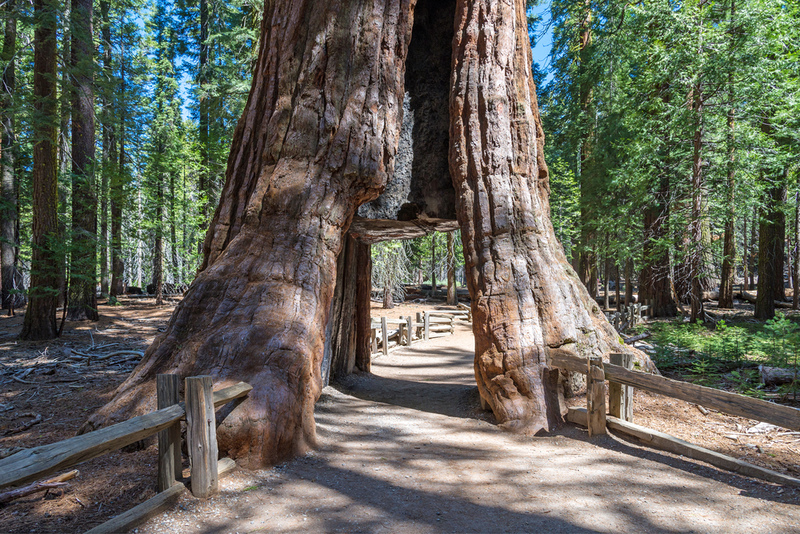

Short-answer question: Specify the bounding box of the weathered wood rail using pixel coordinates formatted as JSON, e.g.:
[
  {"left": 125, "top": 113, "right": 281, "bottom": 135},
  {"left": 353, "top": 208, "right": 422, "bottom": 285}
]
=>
[
  {"left": 550, "top": 352, "right": 800, "bottom": 486},
  {"left": 0, "top": 376, "right": 252, "bottom": 533},
  {"left": 369, "top": 307, "right": 471, "bottom": 356}
]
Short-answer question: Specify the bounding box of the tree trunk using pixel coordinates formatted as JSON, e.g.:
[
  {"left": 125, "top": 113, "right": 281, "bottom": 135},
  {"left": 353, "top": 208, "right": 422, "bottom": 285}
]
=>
[
  {"left": 640, "top": 180, "right": 675, "bottom": 317},
  {"left": 794, "top": 190, "right": 799, "bottom": 310},
  {"left": 577, "top": 0, "right": 596, "bottom": 300},
  {"left": 749, "top": 214, "right": 756, "bottom": 289},
  {"left": 110, "top": 51, "right": 125, "bottom": 297},
  {"left": 430, "top": 232, "right": 437, "bottom": 296},
  {"left": 742, "top": 216, "right": 749, "bottom": 291},
  {"left": 198, "top": 0, "right": 211, "bottom": 249},
  {"left": 153, "top": 177, "right": 164, "bottom": 305},
  {"left": 1, "top": 0, "right": 18, "bottom": 315},
  {"left": 624, "top": 258, "right": 633, "bottom": 306},
  {"left": 382, "top": 282, "right": 394, "bottom": 308},
  {"left": 99, "top": 0, "right": 112, "bottom": 298},
  {"left": 719, "top": 0, "right": 737, "bottom": 309},
  {"left": 84, "top": 0, "right": 414, "bottom": 467},
  {"left": 756, "top": 185, "right": 786, "bottom": 319},
  {"left": 21, "top": 0, "right": 59, "bottom": 340},
  {"left": 67, "top": 0, "right": 98, "bottom": 322},
  {"left": 325, "top": 234, "right": 371, "bottom": 382},
  {"left": 446, "top": 230, "right": 457, "bottom": 305},
  {"left": 689, "top": 80, "right": 705, "bottom": 323},
  {"left": 449, "top": 0, "right": 651, "bottom": 433}
]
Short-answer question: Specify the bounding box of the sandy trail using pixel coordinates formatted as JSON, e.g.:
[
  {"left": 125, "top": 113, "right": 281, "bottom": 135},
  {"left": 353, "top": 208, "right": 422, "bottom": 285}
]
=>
[{"left": 136, "top": 325, "right": 800, "bottom": 533}]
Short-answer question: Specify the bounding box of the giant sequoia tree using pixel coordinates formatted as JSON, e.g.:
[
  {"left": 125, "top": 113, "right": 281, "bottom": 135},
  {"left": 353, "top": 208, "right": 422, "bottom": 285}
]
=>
[{"left": 85, "top": 0, "right": 648, "bottom": 465}]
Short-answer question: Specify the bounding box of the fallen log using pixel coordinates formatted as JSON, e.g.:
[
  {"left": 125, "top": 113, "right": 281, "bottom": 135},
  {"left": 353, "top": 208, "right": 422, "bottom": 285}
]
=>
[
  {"left": 759, "top": 365, "right": 798, "bottom": 386},
  {"left": 0, "top": 470, "right": 78, "bottom": 505},
  {"left": 736, "top": 291, "right": 793, "bottom": 309},
  {"left": 623, "top": 332, "right": 651, "bottom": 344}
]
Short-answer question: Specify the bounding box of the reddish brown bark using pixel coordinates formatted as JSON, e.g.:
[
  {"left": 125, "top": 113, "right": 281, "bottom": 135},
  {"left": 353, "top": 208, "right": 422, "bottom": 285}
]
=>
[
  {"left": 84, "top": 0, "right": 414, "bottom": 467},
  {"left": 449, "top": 0, "right": 651, "bottom": 433},
  {"left": 20, "top": 0, "right": 59, "bottom": 340}
]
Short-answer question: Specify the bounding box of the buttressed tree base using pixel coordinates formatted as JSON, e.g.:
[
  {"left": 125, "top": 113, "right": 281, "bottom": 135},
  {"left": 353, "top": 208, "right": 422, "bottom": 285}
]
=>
[{"left": 83, "top": 0, "right": 652, "bottom": 467}]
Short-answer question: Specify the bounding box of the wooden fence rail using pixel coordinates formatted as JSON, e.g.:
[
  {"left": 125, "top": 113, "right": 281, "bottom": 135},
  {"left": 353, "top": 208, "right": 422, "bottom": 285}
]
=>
[
  {"left": 369, "top": 309, "right": 470, "bottom": 356},
  {"left": 549, "top": 351, "right": 800, "bottom": 485},
  {"left": 548, "top": 351, "right": 800, "bottom": 431},
  {"left": 0, "top": 380, "right": 251, "bottom": 490}
]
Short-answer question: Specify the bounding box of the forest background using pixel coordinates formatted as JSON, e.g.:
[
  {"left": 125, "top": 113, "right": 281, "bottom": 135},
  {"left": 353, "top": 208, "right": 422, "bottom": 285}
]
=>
[{"left": 0, "top": 0, "right": 798, "bottom": 340}]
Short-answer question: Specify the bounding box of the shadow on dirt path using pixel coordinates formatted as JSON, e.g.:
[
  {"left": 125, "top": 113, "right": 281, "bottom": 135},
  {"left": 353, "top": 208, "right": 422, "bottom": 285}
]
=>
[{"left": 134, "top": 324, "right": 800, "bottom": 534}]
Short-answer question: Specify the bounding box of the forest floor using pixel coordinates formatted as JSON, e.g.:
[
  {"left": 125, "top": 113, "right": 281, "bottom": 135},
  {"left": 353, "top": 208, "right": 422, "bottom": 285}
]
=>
[{"left": 0, "top": 297, "right": 799, "bottom": 532}]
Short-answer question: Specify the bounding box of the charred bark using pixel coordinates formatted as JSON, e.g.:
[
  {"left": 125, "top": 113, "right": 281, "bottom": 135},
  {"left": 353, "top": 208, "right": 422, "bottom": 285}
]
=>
[
  {"left": 85, "top": 0, "right": 414, "bottom": 467},
  {"left": 449, "top": 0, "right": 650, "bottom": 433}
]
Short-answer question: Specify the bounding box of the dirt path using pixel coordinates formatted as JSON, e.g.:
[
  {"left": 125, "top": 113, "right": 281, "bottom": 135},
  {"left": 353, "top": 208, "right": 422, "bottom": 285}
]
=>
[{"left": 136, "top": 326, "right": 800, "bottom": 534}]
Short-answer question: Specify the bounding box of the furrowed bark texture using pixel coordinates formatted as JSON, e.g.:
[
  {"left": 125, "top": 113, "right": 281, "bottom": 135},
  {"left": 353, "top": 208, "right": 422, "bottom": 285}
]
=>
[
  {"left": 21, "top": 0, "right": 59, "bottom": 340},
  {"left": 67, "top": 0, "right": 98, "bottom": 322},
  {"left": 84, "top": 0, "right": 414, "bottom": 467},
  {"left": 449, "top": 0, "right": 650, "bottom": 433}
]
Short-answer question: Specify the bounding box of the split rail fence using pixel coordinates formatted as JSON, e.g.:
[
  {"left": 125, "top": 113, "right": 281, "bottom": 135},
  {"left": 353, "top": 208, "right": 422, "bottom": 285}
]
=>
[
  {"left": 0, "top": 375, "right": 252, "bottom": 534},
  {"left": 370, "top": 305, "right": 472, "bottom": 356},
  {"left": 549, "top": 352, "right": 800, "bottom": 486}
]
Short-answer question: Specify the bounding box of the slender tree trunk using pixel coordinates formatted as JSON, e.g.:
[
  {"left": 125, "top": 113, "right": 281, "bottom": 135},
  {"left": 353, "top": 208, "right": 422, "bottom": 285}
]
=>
[
  {"left": 794, "top": 190, "right": 799, "bottom": 310},
  {"left": 153, "top": 176, "right": 164, "bottom": 305},
  {"left": 603, "top": 251, "right": 610, "bottom": 310},
  {"left": 198, "top": 0, "right": 211, "bottom": 252},
  {"left": 99, "top": 0, "right": 112, "bottom": 297},
  {"left": 749, "top": 214, "right": 756, "bottom": 289},
  {"left": 689, "top": 81, "right": 705, "bottom": 323},
  {"left": 57, "top": 10, "right": 69, "bottom": 310},
  {"left": 1, "top": 0, "right": 18, "bottom": 315},
  {"left": 718, "top": 27, "right": 736, "bottom": 309},
  {"left": 430, "top": 232, "right": 437, "bottom": 296},
  {"left": 446, "top": 230, "right": 457, "bottom": 305},
  {"left": 67, "top": 0, "right": 98, "bottom": 321},
  {"left": 742, "top": 217, "right": 749, "bottom": 291},
  {"left": 21, "top": 0, "right": 59, "bottom": 340},
  {"left": 84, "top": 0, "right": 415, "bottom": 466},
  {"left": 756, "top": 185, "right": 786, "bottom": 319},
  {"left": 382, "top": 284, "right": 393, "bottom": 309},
  {"left": 110, "top": 49, "right": 125, "bottom": 297},
  {"left": 577, "top": 0, "right": 596, "bottom": 299},
  {"left": 615, "top": 265, "right": 621, "bottom": 312},
  {"left": 624, "top": 258, "right": 633, "bottom": 306},
  {"left": 449, "top": 0, "right": 652, "bottom": 433}
]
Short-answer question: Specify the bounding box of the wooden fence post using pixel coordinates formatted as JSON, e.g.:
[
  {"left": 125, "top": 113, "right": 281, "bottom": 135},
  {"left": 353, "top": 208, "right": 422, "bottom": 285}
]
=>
[
  {"left": 185, "top": 376, "right": 219, "bottom": 498},
  {"left": 423, "top": 311, "right": 430, "bottom": 341},
  {"left": 416, "top": 312, "right": 423, "bottom": 340},
  {"left": 407, "top": 316, "right": 414, "bottom": 346},
  {"left": 381, "top": 316, "right": 389, "bottom": 356},
  {"left": 371, "top": 328, "right": 378, "bottom": 354},
  {"left": 587, "top": 356, "right": 606, "bottom": 437},
  {"left": 608, "top": 353, "right": 634, "bottom": 422},
  {"left": 156, "top": 374, "right": 182, "bottom": 491}
]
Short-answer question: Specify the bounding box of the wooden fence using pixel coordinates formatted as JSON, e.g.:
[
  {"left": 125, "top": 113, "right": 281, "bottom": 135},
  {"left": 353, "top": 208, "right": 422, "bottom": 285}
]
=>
[
  {"left": 370, "top": 305, "right": 472, "bottom": 356},
  {"left": 549, "top": 352, "right": 800, "bottom": 486},
  {"left": 0, "top": 375, "right": 252, "bottom": 533}
]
